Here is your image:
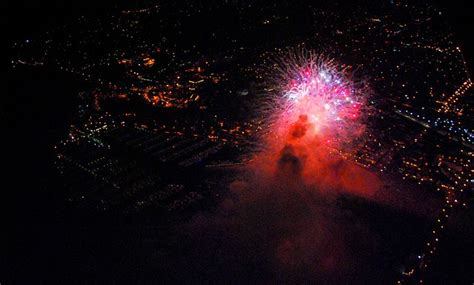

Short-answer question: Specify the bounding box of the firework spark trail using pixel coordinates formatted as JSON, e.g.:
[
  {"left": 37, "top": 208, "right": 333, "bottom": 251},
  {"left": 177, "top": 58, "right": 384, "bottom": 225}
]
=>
[
  {"left": 266, "top": 48, "right": 368, "bottom": 147},
  {"left": 246, "top": 48, "right": 380, "bottom": 198}
]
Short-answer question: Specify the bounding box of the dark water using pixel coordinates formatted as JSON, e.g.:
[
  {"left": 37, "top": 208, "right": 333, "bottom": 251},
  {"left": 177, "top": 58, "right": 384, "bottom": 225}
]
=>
[{"left": 7, "top": 66, "right": 76, "bottom": 283}]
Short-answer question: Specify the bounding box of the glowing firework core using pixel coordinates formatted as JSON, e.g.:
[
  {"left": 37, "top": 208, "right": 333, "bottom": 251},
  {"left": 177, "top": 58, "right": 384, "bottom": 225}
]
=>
[{"left": 271, "top": 52, "right": 365, "bottom": 145}]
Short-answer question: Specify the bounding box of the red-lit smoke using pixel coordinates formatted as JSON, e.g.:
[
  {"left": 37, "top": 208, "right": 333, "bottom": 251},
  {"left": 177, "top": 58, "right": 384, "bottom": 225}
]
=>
[
  {"left": 256, "top": 49, "right": 379, "bottom": 198},
  {"left": 163, "top": 50, "right": 439, "bottom": 284}
]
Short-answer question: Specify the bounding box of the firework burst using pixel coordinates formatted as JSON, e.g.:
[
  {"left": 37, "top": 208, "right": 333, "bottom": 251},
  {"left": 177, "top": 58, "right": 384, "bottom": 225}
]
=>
[{"left": 262, "top": 48, "right": 369, "bottom": 148}]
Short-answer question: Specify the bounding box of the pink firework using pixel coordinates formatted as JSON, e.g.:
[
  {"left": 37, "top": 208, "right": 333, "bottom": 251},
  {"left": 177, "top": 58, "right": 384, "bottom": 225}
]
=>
[{"left": 266, "top": 48, "right": 368, "bottom": 146}]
